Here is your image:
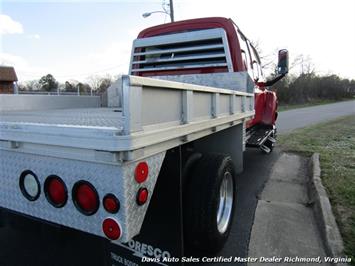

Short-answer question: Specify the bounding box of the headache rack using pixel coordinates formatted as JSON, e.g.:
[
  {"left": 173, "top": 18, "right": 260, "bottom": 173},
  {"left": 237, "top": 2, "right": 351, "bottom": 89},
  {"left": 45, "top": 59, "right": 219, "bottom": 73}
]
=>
[{"left": 129, "top": 28, "right": 234, "bottom": 74}]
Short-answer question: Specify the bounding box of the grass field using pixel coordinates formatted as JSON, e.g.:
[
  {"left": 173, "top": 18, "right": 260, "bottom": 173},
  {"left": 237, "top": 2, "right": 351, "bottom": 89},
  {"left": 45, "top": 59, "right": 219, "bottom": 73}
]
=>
[
  {"left": 278, "top": 115, "right": 355, "bottom": 263},
  {"left": 278, "top": 98, "right": 355, "bottom": 112}
]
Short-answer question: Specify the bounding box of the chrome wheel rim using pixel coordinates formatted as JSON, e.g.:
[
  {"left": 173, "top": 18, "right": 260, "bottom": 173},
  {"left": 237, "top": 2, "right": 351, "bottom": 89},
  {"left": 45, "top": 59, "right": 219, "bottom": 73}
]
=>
[{"left": 216, "top": 171, "right": 234, "bottom": 234}]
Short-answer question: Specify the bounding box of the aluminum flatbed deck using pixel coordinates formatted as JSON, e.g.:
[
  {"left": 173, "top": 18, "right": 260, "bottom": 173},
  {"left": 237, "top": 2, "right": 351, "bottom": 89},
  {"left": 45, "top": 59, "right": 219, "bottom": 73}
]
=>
[
  {"left": 0, "top": 108, "right": 124, "bottom": 128},
  {"left": 0, "top": 75, "right": 254, "bottom": 162}
]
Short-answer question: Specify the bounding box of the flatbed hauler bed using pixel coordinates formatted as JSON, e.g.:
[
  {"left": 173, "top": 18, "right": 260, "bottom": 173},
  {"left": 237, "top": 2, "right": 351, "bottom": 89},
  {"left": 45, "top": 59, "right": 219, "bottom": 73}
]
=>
[
  {"left": 0, "top": 16, "right": 289, "bottom": 263},
  {"left": 0, "top": 75, "right": 253, "bottom": 246}
]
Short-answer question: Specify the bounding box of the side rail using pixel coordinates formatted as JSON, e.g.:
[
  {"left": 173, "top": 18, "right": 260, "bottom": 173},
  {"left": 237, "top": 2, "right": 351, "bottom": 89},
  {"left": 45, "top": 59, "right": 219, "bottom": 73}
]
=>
[
  {"left": 121, "top": 75, "right": 254, "bottom": 133},
  {"left": 109, "top": 75, "right": 254, "bottom": 161}
]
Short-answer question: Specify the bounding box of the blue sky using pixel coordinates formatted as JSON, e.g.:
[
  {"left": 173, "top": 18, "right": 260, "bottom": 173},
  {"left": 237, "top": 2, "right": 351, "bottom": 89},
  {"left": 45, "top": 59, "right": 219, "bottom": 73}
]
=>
[
  {"left": 1, "top": 0, "right": 355, "bottom": 82},
  {"left": 1, "top": 1, "right": 168, "bottom": 80}
]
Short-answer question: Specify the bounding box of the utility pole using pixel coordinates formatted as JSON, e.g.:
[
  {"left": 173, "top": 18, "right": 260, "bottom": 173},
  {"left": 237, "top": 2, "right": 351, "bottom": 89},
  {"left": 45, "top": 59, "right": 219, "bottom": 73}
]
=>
[{"left": 169, "top": 0, "right": 174, "bottom": 22}]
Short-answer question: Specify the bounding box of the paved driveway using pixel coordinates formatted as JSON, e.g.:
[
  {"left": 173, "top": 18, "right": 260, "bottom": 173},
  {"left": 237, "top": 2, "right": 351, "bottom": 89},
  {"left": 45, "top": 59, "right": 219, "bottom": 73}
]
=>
[{"left": 277, "top": 100, "right": 355, "bottom": 134}]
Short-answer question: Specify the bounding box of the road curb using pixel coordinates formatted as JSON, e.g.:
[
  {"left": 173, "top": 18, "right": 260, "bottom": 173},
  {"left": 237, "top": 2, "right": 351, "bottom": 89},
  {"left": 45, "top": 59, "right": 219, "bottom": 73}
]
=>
[{"left": 308, "top": 153, "right": 346, "bottom": 261}]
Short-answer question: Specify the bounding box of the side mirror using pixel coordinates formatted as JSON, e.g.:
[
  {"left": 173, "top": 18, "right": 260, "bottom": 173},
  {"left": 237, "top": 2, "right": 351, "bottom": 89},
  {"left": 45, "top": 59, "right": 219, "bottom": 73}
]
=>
[
  {"left": 277, "top": 49, "right": 289, "bottom": 75},
  {"left": 257, "top": 49, "right": 289, "bottom": 88}
]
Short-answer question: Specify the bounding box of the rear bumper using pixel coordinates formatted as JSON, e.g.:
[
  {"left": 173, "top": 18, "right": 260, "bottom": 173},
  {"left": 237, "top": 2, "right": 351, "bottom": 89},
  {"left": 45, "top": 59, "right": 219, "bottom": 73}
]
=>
[{"left": 0, "top": 149, "right": 165, "bottom": 244}]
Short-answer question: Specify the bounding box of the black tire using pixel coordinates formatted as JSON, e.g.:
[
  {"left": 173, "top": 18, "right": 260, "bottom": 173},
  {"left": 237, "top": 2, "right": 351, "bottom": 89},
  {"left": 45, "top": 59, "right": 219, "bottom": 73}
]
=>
[{"left": 183, "top": 153, "right": 236, "bottom": 253}]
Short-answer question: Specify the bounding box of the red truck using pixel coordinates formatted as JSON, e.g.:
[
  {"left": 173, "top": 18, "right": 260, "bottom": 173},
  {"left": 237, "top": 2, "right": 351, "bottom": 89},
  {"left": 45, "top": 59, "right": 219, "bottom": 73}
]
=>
[{"left": 0, "top": 17, "right": 288, "bottom": 265}]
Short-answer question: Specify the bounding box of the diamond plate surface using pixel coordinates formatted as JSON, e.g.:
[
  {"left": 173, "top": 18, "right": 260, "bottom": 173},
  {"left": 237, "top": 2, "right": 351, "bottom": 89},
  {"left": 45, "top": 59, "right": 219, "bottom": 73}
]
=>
[
  {"left": 0, "top": 150, "right": 165, "bottom": 244},
  {"left": 0, "top": 108, "right": 124, "bottom": 128}
]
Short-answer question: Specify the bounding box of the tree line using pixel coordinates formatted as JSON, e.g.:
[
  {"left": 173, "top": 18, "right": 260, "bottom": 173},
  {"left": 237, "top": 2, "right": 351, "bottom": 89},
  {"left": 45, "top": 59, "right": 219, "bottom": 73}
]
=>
[
  {"left": 251, "top": 44, "right": 355, "bottom": 105},
  {"left": 271, "top": 73, "right": 355, "bottom": 105},
  {"left": 18, "top": 74, "right": 114, "bottom": 95},
  {"left": 19, "top": 72, "right": 355, "bottom": 105},
  {"left": 258, "top": 51, "right": 355, "bottom": 105}
]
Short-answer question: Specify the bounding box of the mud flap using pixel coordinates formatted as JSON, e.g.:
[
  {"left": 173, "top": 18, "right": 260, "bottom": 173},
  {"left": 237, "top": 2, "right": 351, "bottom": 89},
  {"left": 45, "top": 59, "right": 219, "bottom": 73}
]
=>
[{"left": 107, "top": 148, "right": 184, "bottom": 266}]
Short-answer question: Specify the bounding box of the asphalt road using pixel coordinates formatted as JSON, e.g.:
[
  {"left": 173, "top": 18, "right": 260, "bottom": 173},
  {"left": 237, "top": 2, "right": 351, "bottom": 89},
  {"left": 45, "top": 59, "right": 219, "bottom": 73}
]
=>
[
  {"left": 277, "top": 100, "right": 355, "bottom": 134},
  {"left": 0, "top": 100, "right": 353, "bottom": 266}
]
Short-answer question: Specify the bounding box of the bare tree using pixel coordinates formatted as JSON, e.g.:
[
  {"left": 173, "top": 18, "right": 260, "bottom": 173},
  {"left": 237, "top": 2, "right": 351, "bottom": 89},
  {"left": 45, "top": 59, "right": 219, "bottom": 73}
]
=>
[
  {"left": 17, "top": 82, "right": 27, "bottom": 92},
  {"left": 250, "top": 40, "right": 277, "bottom": 73},
  {"left": 24, "top": 80, "right": 40, "bottom": 91},
  {"left": 86, "top": 74, "right": 113, "bottom": 95},
  {"left": 87, "top": 75, "right": 102, "bottom": 92},
  {"left": 289, "top": 54, "right": 315, "bottom": 75}
]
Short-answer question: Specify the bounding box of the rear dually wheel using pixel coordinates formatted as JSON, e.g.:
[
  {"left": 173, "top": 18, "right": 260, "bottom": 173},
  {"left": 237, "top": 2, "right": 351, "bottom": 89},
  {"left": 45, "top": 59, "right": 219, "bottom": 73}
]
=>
[{"left": 184, "top": 153, "right": 236, "bottom": 253}]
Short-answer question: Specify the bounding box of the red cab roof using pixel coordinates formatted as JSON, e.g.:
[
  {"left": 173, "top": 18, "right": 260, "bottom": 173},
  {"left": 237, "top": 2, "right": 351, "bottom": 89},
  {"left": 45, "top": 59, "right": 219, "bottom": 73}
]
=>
[{"left": 137, "top": 17, "right": 244, "bottom": 72}]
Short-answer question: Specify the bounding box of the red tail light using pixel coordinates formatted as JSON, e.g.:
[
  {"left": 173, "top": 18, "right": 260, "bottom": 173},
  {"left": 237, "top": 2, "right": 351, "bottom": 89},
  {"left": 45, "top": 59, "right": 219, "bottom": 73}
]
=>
[
  {"left": 136, "top": 187, "right": 149, "bottom": 206},
  {"left": 72, "top": 181, "right": 99, "bottom": 215},
  {"left": 44, "top": 175, "right": 67, "bottom": 208},
  {"left": 135, "top": 162, "right": 149, "bottom": 183},
  {"left": 102, "top": 218, "right": 121, "bottom": 240},
  {"left": 103, "top": 194, "right": 120, "bottom": 214}
]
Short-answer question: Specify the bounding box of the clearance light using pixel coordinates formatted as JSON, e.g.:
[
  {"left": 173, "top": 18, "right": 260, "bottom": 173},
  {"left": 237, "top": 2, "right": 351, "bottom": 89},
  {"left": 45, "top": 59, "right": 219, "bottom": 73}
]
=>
[
  {"left": 44, "top": 175, "right": 68, "bottom": 208},
  {"left": 135, "top": 162, "right": 149, "bottom": 183},
  {"left": 102, "top": 218, "right": 121, "bottom": 240},
  {"left": 19, "top": 170, "right": 41, "bottom": 201},
  {"left": 103, "top": 194, "right": 120, "bottom": 214},
  {"left": 136, "top": 188, "right": 149, "bottom": 206},
  {"left": 72, "top": 181, "right": 99, "bottom": 215}
]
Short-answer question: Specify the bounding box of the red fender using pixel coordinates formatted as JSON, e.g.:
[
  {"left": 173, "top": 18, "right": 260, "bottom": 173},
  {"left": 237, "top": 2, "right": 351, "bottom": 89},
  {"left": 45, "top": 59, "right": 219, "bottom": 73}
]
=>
[{"left": 247, "top": 89, "right": 278, "bottom": 128}]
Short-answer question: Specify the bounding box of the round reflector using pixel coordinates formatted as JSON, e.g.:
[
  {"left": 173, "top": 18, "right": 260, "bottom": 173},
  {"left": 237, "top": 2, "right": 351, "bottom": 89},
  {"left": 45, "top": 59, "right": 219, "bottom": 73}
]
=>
[
  {"left": 103, "top": 194, "right": 120, "bottom": 214},
  {"left": 19, "top": 170, "right": 40, "bottom": 201},
  {"left": 72, "top": 181, "right": 99, "bottom": 215},
  {"left": 135, "top": 162, "right": 149, "bottom": 183},
  {"left": 102, "top": 218, "right": 121, "bottom": 240},
  {"left": 136, "top": 188, "right": 149, "bottom": 206},
  {"left": 44, "top": 175, "right": 67, "bottom": 208}
]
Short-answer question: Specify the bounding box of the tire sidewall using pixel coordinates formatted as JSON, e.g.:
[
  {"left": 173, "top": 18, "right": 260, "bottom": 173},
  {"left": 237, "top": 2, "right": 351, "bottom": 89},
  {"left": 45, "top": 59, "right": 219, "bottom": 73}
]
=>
[
  {"left": 184, "top": 154, "right": 236, "bottom": 253},
  {"left": 212, "top": 158, "right": 236, "bottom": 241}
]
